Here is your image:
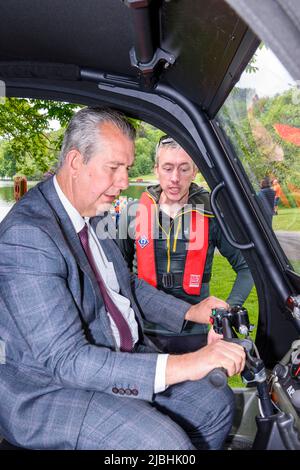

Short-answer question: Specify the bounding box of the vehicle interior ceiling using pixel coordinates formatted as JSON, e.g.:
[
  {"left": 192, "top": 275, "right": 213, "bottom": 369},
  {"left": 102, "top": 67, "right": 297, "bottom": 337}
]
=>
[{"left": 0, "top": 0, "right": 300, "bottom": 366}]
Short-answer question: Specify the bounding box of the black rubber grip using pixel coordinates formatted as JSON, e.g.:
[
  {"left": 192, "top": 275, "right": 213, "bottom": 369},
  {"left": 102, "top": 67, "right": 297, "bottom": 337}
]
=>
[{"left": 207, "top": 367, "right": 227, "bottom": 388}]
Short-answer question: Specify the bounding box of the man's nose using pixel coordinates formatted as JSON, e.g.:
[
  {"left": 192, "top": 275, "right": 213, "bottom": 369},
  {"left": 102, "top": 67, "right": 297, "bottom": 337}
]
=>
[
  {"left": 170, "top": 168, "right": 180, "bottom": 182},
  {"left": 117, "top": 169, "right": 129, "bottom": 190}
]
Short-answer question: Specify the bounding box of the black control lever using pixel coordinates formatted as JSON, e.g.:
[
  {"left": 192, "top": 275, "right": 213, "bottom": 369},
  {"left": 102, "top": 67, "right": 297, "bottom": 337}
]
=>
[
  {"left": 208, "top": 306, "right": 274, "bottom": 417},
  {"left": 207, "top": 307, "right": 250, "bottom": 388},
  {"left": 206, "top": 367, "right": 227, "bottom": 388},
  {"left": 206, "top": 337, "right": 253, "bottom": 389}
]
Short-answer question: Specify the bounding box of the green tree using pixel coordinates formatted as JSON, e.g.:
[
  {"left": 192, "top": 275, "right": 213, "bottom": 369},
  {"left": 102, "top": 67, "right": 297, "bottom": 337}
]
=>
[
  {"left": 0, "top": 98, "right": 79, "bottom": 178},
  {"left": 253, "top": 89, "right": 300, "bottom": 189},
  {"left": 130, "top": 122, "right": 163, "bottom": 177},
  {"left": 218, "top": 87, "right": 300, "bottom": 193},
  {"left": 0, "top": 141, "right": 17, "bottom": 177},
  {"left": 0, "top": 99, "right": 166, "bottom": 180}
]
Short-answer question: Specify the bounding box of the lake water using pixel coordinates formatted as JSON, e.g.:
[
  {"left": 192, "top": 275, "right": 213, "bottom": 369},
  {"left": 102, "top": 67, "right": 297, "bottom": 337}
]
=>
[
  {"left": 0, "top": 180, "right": 150, "bottom": 221},
  {"left": 121, "top": 182, "right": 151, "bottom": 200}
]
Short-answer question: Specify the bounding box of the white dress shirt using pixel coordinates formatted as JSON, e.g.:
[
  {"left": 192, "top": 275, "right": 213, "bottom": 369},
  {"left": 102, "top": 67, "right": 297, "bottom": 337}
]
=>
[{"left": 53, "top": 176, "right": 168, "bottom": 392}]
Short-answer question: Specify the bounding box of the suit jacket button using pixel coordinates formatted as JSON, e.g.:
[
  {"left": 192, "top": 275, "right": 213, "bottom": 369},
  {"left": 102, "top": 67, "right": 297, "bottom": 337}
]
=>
[
  {"left": 119, "top": 388, "right": 125, "bottom": 395},
  {"left": 125, "top": 388, "right": 132, "bottom": 396},
  {"left": 132, "top": 389, "right": 138, "bottom": 396},
  {"left": 112, "top": 387, "right": 119, "bottom": 394}
]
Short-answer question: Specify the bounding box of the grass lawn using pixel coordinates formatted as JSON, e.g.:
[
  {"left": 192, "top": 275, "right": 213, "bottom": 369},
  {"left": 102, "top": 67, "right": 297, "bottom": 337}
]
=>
[
  {"left": 272, "top": 207, "right": 300, "bottom": 231},
  {"left": 210, "top": 253, "right": 258, "bottom": 388},
  {"left": 291, "top": 260, "right": 300, "bottom": 273}
]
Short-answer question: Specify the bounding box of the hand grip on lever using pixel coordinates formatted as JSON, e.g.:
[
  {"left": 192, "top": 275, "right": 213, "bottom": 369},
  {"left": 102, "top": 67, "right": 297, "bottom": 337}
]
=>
[{"left": 207, "top": 367, "right": 227, "bottom": 388}]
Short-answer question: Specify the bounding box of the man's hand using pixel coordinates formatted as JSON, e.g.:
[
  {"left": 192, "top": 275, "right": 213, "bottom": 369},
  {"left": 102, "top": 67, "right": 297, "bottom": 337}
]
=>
[
  {"left": 185, "top": 296, "right": 229, "bottom": 325},
  {"left": 207, "top": 326, "right": 223, "bottom": 345},
  {"left": 166, "top": 340, "right": 245, "bottom": 386}
]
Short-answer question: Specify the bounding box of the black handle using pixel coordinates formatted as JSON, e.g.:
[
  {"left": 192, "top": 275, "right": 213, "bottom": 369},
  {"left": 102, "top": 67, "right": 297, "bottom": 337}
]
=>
[
  {"left": 207, "top": 367, "right": 228, "bottom": 388},
  {"left": 210, "top": 182, "right": 254, "bottom": 250}
]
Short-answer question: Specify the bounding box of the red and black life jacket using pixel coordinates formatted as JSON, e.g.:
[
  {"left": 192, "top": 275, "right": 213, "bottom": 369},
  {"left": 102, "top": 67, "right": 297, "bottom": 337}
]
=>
[{"left": 135, "top": 192, "right": 209, "bottom": 295}]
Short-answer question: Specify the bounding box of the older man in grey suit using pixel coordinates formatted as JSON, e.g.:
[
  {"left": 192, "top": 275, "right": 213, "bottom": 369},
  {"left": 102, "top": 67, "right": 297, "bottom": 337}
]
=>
[{"left": 0, "top": 107, "right": 245, "bottom": 450}]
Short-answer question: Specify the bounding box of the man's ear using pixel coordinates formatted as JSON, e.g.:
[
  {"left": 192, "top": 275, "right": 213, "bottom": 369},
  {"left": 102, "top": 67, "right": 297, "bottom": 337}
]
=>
[
  {"left": 66, "top": 149, "right": 84, "bottom": 177},
  {"left": 192, "top": 166, "right": 198, "bottom": 180},
  {"left": 154, "top": 164, "right": 159, "bottom": 178}
]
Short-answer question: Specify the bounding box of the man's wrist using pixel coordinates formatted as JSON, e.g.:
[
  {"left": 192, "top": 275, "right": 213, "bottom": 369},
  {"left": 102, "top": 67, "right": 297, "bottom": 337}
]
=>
[
  {"left": 166, "top": 352, "right": 194, "bottom": 386},
  {"left": 184, "top": 304, "right": 197, "bottom": 322}
]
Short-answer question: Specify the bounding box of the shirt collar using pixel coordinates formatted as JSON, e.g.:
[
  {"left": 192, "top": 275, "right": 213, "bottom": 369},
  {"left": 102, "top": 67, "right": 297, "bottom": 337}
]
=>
[{"left": 53, "top": 175, "right": 86, "bottom": 234}]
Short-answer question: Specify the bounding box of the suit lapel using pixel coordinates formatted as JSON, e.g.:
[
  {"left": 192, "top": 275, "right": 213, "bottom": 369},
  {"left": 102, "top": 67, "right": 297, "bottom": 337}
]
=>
[{"left": 38, "top": 178, "right": 104, "bottom": 314}]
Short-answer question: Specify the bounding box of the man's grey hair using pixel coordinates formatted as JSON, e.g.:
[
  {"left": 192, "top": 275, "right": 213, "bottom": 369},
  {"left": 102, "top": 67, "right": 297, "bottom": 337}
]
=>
[{"left": 57, "top": 106, "right": 136, "bottom": 169}]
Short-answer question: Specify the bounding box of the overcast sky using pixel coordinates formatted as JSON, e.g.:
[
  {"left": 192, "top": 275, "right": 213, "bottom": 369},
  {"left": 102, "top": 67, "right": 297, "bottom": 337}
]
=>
[{"left": 237, "top": 46, "right": 296, "bottom": 97}]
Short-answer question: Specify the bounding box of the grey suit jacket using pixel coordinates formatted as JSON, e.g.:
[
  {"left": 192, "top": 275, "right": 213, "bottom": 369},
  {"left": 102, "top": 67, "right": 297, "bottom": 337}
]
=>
[{"left": 0, "top": 177, "right": 190, "bottom": 449}]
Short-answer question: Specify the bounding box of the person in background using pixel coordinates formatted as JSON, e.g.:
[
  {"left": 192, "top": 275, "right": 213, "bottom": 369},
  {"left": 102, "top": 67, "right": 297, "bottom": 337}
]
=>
[
  {"left": 118, "top": 136, "right": 253, "bottom": 354},
  {"left": 0, "top": 107, "right": 245, "bottom": 450},
  {"left": 257, "top": 177, "right": 276, "bottom": 227},
  {"left": 272, "top": 178, "right": 282, "bottom": 215},
  {"left": 114, "top": 198, "right": 120, "bottom": 227}
]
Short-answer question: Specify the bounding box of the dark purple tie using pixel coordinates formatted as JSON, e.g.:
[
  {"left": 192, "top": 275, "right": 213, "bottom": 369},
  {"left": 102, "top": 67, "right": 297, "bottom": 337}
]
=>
[{"left": 78, "top": 224, "right": 133, "bottom": 352}]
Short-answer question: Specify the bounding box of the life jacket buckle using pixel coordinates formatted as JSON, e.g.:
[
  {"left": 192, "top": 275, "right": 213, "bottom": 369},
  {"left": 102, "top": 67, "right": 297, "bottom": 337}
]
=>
[{"left": 162, "top": 272, "right": 174, "bottom": 288}]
